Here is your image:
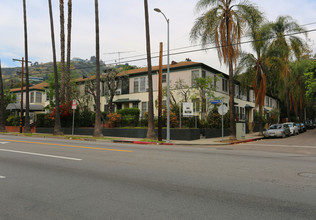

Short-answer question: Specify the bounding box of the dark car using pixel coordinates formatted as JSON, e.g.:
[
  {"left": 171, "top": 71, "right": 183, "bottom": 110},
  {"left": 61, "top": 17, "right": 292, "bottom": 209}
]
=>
[{"left": 301, "top": 123, "right": 306, "bottom": 132}]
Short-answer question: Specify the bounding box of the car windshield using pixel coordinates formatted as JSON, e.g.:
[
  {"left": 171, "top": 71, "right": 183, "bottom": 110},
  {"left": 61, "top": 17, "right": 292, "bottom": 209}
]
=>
[
  {"left": 287, "top": 124, "right": 293, "bottom": 127},
  {"left": 269, "top": 125, "right": 282, "bottom": 130}
]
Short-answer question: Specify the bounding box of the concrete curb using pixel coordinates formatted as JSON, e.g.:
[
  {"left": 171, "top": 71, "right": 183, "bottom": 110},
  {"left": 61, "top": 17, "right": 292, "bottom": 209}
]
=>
[
  {"left": 230, "top": 137, "right": 264, "bottom": 145},
  {"left": 113, "top": 140, "right": 174, "bottom": 145}
]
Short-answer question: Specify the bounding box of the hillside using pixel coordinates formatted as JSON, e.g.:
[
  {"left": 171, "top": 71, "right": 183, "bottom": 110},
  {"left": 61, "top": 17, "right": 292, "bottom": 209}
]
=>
[{"left": 1, "top": 58, "right": 105, "bottom": 89}]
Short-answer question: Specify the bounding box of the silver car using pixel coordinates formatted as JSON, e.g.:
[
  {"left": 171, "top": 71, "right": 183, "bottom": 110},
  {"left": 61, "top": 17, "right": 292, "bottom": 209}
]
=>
[
  {"left": 264, "top": 124, "right": 291, "bottom": 138},
  {"left": 284, "top": 122, "right": 299, "bottom": 135}
]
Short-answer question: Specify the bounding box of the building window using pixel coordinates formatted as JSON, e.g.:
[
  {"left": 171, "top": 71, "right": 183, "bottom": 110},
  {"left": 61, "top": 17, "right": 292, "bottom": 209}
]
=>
[
  {"left": 222, "top": 79, "right": 228, "bottom": 92},
  {"left": 140, "top": 77, "right": 146, "bottom": 92},
  {"left": 192, "top": 98, "right": 200, "bottom": 112},
  {"left": 191, "top": 70, "right": 199, "bottom": 86},
  {"left": 30, "top": 92, "right": 34, "bottom": 103},
  {"left": 202, "top": 70, "right": 206, "bottom": 78},
  {"left": 162, "top": 74, "right": 166, "bottom": 83},
  {"left": 133, "top": 102, "right": 139, "bottom": 108},
  {"left": 141, "top": 102, "right": 148, "bottom": 116},
  {"left": 35, "top": 92, "right": 42, "bottom": 103},
  {"left": 162, "top": 100, "right": 167, "bottom": 108},
  {"left": 16, "top": 93, "right": 21, "bottom": 101},
  {"left": 134, "top": 78, "right": 139, "bottom": 93}
]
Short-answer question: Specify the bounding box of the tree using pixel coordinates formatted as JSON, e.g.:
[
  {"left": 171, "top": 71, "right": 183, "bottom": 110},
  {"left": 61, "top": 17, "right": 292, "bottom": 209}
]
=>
[
  {"left": 192, "top": 76, "right": 217, "bottom": 120},
  {"left": 143, "top": 0, "right": 156, "bottom": 139},
  {"left": 93, "top": 0, "right": 102, "bottom": 137},
  {"left": 102, "top": 67, "right": 127, "bottom": 114},
  {"left": 59, "top": 0, "right": 66, "bottom": 104},
  {"left": 23, "top": 0, "right": 31, "bottom": 133},
  {"left": 304, "top": 60, "right": 316, "bottom": 101},
  {"left": 190, "top": 0, "right": 261, "bottom": 140},
  {"left": 0, "top": 60, "right": 5, "bottom": 132},
  {"left": 66, "top": 0, "right": 72, "bottom": 102},
  {"left": 48, "top": 0, "right": 63, "bottom": 135},
  {"left": 174, "top": 78, "right": 192, "bottom": 103},
  {"left": 236, "top": 12, "right": 268, "bottom": 135},
  {"left": 268, "top": 16, "right": 306, "bottom": 121}
]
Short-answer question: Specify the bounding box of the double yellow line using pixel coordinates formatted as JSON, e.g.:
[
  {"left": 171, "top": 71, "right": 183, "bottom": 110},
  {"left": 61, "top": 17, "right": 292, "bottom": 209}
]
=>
[{"left": 0, "top": 138, "right": 133, "bottom": 153}]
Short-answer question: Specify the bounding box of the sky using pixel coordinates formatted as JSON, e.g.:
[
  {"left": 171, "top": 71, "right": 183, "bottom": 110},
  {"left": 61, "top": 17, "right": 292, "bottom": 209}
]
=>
[{"left": 1, "top": 0, "right": 316, "bottom": 75}]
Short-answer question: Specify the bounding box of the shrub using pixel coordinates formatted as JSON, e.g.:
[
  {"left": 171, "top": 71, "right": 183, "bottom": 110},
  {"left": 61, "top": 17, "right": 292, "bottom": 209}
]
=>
[
  {"left": 6, "top": 115, "right": 23, "bottom": 126},
  {"left": 107, "top": 113, "right": 121, "bottom": 127},
  {"left": 36, "top": 113, "right": 54, "bottom": 127},
  {"left": 79, "top": 110, "right": 94, "bottom": 127}
]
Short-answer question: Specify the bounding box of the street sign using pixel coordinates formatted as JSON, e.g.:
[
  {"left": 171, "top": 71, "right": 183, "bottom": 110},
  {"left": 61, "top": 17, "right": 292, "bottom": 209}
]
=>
[
  {"left": 211, "top": 100, "right": 222, "bottom": 104},
  {"left": 72, "top": 99, "right": 77, "bottom": 110},
  {"left": 182, "top": 102, "right": 193, "bottom": 117},
  {"left": 218, "top": 104, "right": 228, "bottom": 115}
]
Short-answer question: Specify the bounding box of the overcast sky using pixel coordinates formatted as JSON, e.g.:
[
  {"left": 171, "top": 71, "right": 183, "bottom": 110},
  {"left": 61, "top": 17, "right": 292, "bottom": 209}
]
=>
[{"left": 1, "top": 0, "right": 316, "bottom": 74}]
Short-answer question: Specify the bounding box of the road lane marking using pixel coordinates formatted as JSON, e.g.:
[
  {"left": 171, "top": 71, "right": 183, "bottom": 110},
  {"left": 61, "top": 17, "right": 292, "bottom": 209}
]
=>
[
  {"left": 244, "top": 143, "right": 316, "bottom": 149},
  {"left": 0, "top": 142, "right": 9, "bottom": 144},
  {"left": 0, "top": 149, "right": 82, "bottom": 161},
  {"left": 0, "top": 138, "right": 133, "bottom": 153},
  {"left": 0, "top": 176, "right": 6, "bottom": 179}
]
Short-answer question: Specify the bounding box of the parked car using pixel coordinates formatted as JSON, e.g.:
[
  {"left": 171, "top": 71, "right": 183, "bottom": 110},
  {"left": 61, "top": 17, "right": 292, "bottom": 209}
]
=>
[
  {"left": 301, "top": 123, "right": 307, "bottom": 132},
  {"left": 305, "top": 120, "right": 315, "bottom": 129},
  {"left": 264, "top": 124, "right": 291, "bottom": 138},
  {"left": 284, "top": 122, "right": 299, "bottom": 135},
  {"left": 296, "top": 123, "right": 304, "bottom": 133}
]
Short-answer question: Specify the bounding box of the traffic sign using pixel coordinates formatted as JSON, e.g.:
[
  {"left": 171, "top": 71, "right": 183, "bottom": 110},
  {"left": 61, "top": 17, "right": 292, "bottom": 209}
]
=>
[
  {"left": 218, "top": 104, "right": 228, "bottom": 115},
  {"left": 72, "top": 99, "right": 77, "bottom": 110},
  {"left": 211, "top": 100, "right": 222, "bottom": 104}
]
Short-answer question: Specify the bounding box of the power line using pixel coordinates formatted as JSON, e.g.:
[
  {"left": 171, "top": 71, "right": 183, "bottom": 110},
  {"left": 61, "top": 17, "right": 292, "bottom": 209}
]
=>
[
  {"left": 103, "top": 21, "right": 316, "bottom": 64},
  {"left": 102, "top": 28, "right": 316, "bottom": 66}
]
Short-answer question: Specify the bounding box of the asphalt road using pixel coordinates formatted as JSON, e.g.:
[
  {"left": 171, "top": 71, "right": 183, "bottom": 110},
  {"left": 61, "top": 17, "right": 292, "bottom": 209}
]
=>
[{"left": 0, "top": 130, "right": 316, "bottom": 220}]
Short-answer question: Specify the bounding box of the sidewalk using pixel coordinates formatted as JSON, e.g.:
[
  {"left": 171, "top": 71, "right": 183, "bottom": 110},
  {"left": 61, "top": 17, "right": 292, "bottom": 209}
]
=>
[{"left": 0, "top": 132, "right": 264, "bottom": 146}]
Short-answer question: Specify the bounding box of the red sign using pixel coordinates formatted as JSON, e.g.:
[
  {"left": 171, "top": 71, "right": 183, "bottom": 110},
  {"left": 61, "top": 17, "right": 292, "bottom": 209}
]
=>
[{"left": 72, "top": 100, "right": 77, "bottom": 109}]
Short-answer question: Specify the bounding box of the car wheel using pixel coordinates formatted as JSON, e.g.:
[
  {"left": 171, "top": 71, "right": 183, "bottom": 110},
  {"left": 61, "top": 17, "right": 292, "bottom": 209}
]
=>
[{"left": 282, "top": 133, "right": 286, "bottom": 138}]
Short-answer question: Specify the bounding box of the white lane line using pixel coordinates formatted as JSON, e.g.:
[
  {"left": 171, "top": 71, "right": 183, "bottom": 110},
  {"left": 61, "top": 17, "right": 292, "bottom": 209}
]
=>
[
  {"left": 0, "top": 149, "right": 82, "bottom": 161},
  {"left": 0, "top": 142, "right": 9, "bottom": 144},
  {"left": 245, "top": 143, "right": 316, "bottom": 149},
  {"left": 0, "top": 176, "right": 6, "bottom": 179}
]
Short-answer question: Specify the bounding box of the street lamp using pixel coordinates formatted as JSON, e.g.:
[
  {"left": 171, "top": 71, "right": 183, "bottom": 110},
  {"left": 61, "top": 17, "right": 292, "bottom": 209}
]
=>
[{"left": 154, "top": 8, "right": 170, "bottom": 143}]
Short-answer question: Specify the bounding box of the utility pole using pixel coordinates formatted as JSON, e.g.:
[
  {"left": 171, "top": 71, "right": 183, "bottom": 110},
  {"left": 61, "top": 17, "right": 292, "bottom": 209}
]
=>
[
  {"left": 13, "top": 58, "right": 32, "bottom": 133},
  {"left": 103, "top": 51, "right": 134, "bottom": 65}
]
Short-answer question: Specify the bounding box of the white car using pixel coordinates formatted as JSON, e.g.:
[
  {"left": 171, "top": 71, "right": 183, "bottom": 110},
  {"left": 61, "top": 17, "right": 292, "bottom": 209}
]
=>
[{"left": 284, "top": 122, "right": 299, "bottom": 136}]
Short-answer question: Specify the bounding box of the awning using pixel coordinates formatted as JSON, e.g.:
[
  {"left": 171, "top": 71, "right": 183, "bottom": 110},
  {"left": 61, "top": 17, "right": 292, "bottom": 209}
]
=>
[
  {"left": 113, "top": 98, "right": 141, "bottom": 103},
  {"left": 245, "top": 104, "right": 254, "bottom": 108},
  {"left": 6, "top": 103, "right": 44, "bottom": 111}
]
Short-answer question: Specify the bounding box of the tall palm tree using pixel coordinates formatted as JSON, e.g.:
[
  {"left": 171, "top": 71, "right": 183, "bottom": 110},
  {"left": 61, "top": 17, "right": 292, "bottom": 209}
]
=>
[
  {"left": 144, "top": 0, "right": 156, "bottom": 139},
  {"left": 48, "top": 0, "right": 63, "bottom": 135},
  {"left": 59, "top": 0, "right": 66, "bottom": 104},
  {"left": 93, "top": 0, "right": 102, "bottom": 137},
  {"left": 236, "top": 12, "right": 268, "bottom": 135},
  {"left": 23, "top": 0, "right": 31, "bottom": 133},
  {"left": 190, "top": 0, "right": 260, "bottom": 140},
  {"left": 0, "top": 60, "right": 5, "bottom": 132},
  {"left": 66, "top": 0, "right": 72, "bottom": 102},
  {"left": 268, "top": 16, "right": 306, "bottom": 121}
]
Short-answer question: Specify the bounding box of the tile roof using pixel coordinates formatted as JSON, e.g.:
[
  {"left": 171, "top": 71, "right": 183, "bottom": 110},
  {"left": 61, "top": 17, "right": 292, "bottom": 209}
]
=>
[{"left": 10, "top": 82, "right": 49, "bottom": 93}]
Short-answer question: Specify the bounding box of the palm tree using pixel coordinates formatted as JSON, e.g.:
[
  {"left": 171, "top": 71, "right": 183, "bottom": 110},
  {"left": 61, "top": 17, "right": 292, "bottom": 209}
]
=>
[
  {"left": 66, "top": 0, "right": 72, "bottom": 102},
  {"left": 59, "top": 0, "right": 66, "bottom": 104},
  {"left": 268, "top": 16, "right": 306, "bottom": 121},
  {"left": 236, "top": 12, "right": 269, "bottom": 135},
  {"left": 0, "top": 60, "right": 5, "bottom": 132},
  {"left": 48, "top": 0, "right": 63, "bottom": 135},
  {"left": 144, "top": 0, "right": 156, "bottom": 139},
  {"left": 190, "top": 0, "right": 261, "bottom": 140},
  {"left": 93, "top": 0, "right": 102, "bottom": 137},
  {"left": 23, "top": 0, "right": 31, "bottom": 133}
]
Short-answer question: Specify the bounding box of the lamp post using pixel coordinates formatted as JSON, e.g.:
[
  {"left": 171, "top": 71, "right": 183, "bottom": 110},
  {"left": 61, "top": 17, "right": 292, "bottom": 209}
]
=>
[{"left": 154, "top": 8, "right": 170, "bottom": 143}]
